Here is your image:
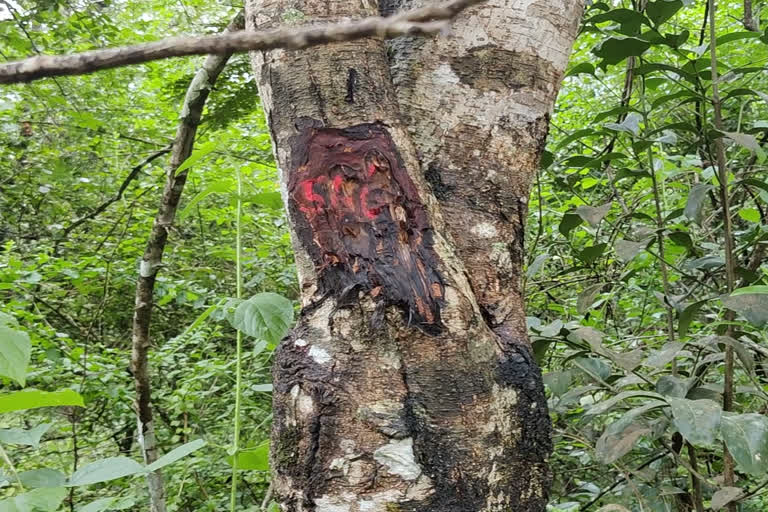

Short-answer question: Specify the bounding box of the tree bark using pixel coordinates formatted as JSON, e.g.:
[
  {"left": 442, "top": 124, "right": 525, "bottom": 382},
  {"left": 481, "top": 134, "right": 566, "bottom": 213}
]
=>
[
  {"left": 246, "top": 1, "right": 583, "bottom": 510},
  {"left": 130, "top": 13, "right": 244, "bottom": 512}
]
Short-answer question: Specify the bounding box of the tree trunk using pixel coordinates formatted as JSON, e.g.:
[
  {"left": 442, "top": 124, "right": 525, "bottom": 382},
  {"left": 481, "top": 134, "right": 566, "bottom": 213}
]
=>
[{"left": 245, "top": 1, "right": 583, "bottom": 510}]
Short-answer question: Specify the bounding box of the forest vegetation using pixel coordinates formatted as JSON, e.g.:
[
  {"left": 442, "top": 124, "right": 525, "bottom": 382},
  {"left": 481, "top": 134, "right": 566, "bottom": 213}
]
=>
[{"left": 0, "top": 0, "right": 767, "bottom": 511}]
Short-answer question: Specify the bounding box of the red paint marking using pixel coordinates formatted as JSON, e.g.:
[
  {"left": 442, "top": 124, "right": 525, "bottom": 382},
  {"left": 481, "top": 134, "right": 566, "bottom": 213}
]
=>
[
  {"left": 368, "top": 163, "right": 376, "bottom": 177},
  {"left": 333, "top": 174, "right": 343, "bottom": 193},
  {"left": 360, "top": 186, "right": 377, "bottom": 219},
  {"left": 301, "top": 179, "right": 326, "bottom": 209}
]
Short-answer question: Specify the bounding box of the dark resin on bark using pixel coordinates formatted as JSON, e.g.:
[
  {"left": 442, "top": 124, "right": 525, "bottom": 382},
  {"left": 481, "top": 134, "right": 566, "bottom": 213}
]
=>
[{"left": 288, "top": 122, "right": 444, "bottom": 332}]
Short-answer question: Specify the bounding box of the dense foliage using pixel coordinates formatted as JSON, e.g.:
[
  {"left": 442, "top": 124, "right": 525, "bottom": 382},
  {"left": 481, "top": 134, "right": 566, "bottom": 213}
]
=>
[{"left": 0, "top": 0, "right": 766, "bottom": 511}]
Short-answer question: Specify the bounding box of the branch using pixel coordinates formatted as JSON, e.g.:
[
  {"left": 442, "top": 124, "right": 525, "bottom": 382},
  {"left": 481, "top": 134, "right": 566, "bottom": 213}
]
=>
[
  {"left": 130, "top": 11, "right": 246, "bottom": 512},
  {"left": 0, "top": 0, "right": 484, "bottom": 84}
]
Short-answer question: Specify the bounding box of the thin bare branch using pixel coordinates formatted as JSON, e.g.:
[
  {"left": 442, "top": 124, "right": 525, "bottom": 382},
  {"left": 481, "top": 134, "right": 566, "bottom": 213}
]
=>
[{"left": 0, "top": 0, "right": 484, "bottom": 84}]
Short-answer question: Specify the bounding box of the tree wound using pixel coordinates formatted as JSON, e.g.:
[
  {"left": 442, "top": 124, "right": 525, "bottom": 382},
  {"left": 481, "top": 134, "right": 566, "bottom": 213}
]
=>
[{"left": 289, "top": 123, "right": 444, "bottom": 332}]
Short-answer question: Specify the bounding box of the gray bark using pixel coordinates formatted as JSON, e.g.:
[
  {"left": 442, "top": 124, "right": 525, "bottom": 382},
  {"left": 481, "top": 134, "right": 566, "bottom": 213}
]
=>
[{"left": 246, "top": 1, "right": 584, "bottom": 510}]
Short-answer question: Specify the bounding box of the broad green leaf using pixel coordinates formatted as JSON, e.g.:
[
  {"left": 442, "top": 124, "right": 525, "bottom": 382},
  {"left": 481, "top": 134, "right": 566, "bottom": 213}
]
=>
[
  {"left": 704, "top": 336, "right": 754, "bottom": 373},
  {"left": 722, "top": 287, "right": 768, "bottom": 327},
  {"left": 67, "top": 457, "right": 144, "bottom": 487},
  {"left": 645, "top": 0, "right": 684, "bottom": 26},
  {"left": 244, "top": 192, "right": 283, "bottom": 209},
  {"left": 525, "top": 254, "right": 549, "bottom": 279},
  {"left": 615, "top": 239, "right": 647, "bottom": 263},
  {"left": 175, "top": 139, "right": 220, "bottom": 173},
  {"left": 228, "top": 441, "right": 270, "bottom": 470},
  {"left": 596, "top": 506, "right": 631, "bottom": 512},
  {"left": 0, "top": 487, "right": 67, "bottom": 512},
  {"left": 679, "top": 299, "right": 708, "bottom": 337},
  {"left": 0, "top": 312, "right": 17, "bottom": 327},
  {"left": 721, "top": 413, "right": 768, "bottom": 476},
  {"left": 605, "top": 113, "right": 642, "bottom": 136},
  {"left": 684, "top": 184, "right": 712, "bottom": 225},
  {"left": 656, "top": 375, "right": 688, "bottom": 398},
  {"left": 596, "top": 422, "right": 649, "bottom": 464},
  {"left": 710, "top": 487, "right": 742, "bottom": 511},
  {"left": 146, "top": 439, "right": 206, "bottom": 472},
  {"left": 232, "top": 293, "right": 294, "bottom": 344},
  {"left": 577, "top": 243, "right": 608, "bottom": 265},
  {"left": 566, "top": 62, "right": 596, "bottom": 77},
  {"left": 78, "top": 497, "right": 136, "bottom": 512},
  {"left": 593, "top": 37, "right": 651, "bottom": 67},
  {"left": 645, "top": 342, "right": 683, "bottom": 368},
  {"left": 577, "top": 283, "right": 604, "bottom": 314},
  {"left": 588, "top": 9, "right": 647, "bottom": 35},
  {"left": 178, "top": 180, "right": 233, "bottom": 219},
  {"left": 0, "top": 325, "right": 31, "bottom": 386},
  {"left": 738, "top": 208, "right": 761, "bottom": 223},
  {"left": 0, "top": 424, "right": 51, "bottom": 448},
  {"left": 0, "top": 389, "right": 84, "bottom": 413},
  {"left": 722, "top": 131, "right": 766, "bottom": 163},
  {"left": 575, "top": 203, "right": 611, "bottom": 227},
  {"left": 586, "top": 391, "right": 665, "bottom": 417},
  {"left": 667, "top": 397, "right": 721, "bottom": 446},
  {"left": 543, "top": 371, "right": 573, "bottom": 398},
  {"left": 18, "top": 468, "right": 67, "bottom": 489},
  {"left": 559, "top": 213, "right": 583, "bottom": 237}
]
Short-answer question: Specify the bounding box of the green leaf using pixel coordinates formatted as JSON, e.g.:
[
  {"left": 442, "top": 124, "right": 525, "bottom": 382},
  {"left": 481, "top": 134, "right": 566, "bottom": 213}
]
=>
[
  {"left": 146, "top": 439, "right": 206, "bottom": 472},
  {"left": 0, "top": 389, "right": 84, "bottom": 413},
  {"left": 577, "top": 243, "right": 608, "bottom": 265},
  {"left": 585, "top": 391, "right": 666, "bottom": 417},
  {"left": 667, "top": 397, "right": 721, "bottom": 446},
  {"left": 244, "top": 192, "right": 283, "bottom": 209},
  {"left": 67, "top": 457, "right": 144, "bottom": 487},
  {"left": 559, "top": 213, "right": 583, "bottom": 237},
  {"left": 596, "top": 422, "right": 650, "bottom": 464},
  {"left": 175, "top": 139, "right": 221, "bottom": 173},
  {"left": 704, "top": 336, "right": 754, "bottom": 373},
  {"left": 543, "top": 371, "right": 573, "bottom": 398},
  {"left": 710, "top": 487, "right": 742, "bottom": 511},
  {"left": 228, "top": 441, "right": 270, "bottom": 470},
  {"left": 577, "top": 283, "right": 604, "bottom": 314},
  {"left": 656, "top": 375, "right": 688, "bottom": 398},
  {"left": 615, "top": 239, "right": 647, "bottom": 263},
  {"left": 679, "top": 299, "right": 708, "bottom": 337},
  {"left": 593, "top": 37, "right": 651, "bottom": 68},
  {"left": 645, "top": 0, "right": 684, "bottom": 26},
  {"left": 575, "top": 203, "right": 611, "bottom": 227},
  {"left": 0, "top": 325, "right": 31, "bottom": 386},
  {"left": 18, "top": 468, "right": 67, "bottom": 489},
  {"left": 0, "top": 424, "right": 51, "bottom": 448},
  {"left": 78, "top": 497, "right": 135, "bottom": 512},
  {"left": 722, "top": 287, "right": 768, "bottom": 327},
  {"left": 684, "top": 184, "right": 712, "bottom": 225},
  {"left": 0, "top": 487, "right": 67, "bottom": 512},
  {"left": 738, "top": 208, "right": 761, "bottom": 223},
  {"left": 721, "top": 413, "right": 768, "bottom": 476},
  {"left": 565, "top": 63, "right": 596, "bottom": 77},
  {"left": 722, "top": 131, "right": 766, "bottom": 162},
  {"left": 232, "top": 293, "right": 294, "bottom": 344},
  {"left": 525, "top": 254, "right": 549, "bottom": 279},
  {"left": 645, "top": 342, "right": 683, "bottom": 368},
  {"left": 605, "top": 113, "right": 642, "bottom": 136},
  {"left": 0, "top": 312, "right": 17, "bottom": 327},
  {"left": 178, "top": 180, "right": 233, "bottom": 219}
]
